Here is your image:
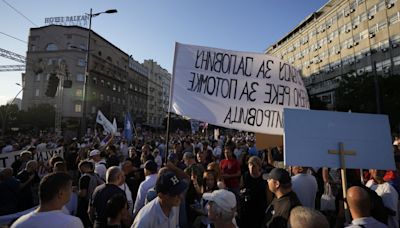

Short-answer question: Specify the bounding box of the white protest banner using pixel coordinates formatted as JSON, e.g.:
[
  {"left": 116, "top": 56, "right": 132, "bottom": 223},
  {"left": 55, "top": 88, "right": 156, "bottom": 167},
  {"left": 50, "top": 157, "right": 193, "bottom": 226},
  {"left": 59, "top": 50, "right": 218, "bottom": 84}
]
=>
[
  {"left": 0, "top": 147, "right": 64, "bottom": 168},
  {"left": 96, "top": 110, "right": 116, "bottom": 134},
  {"left": 171, "top": 43, "right": 309, "bottom": 135},
  {"left": 284, "top": 109, "right": 395, "bottom": 170}
]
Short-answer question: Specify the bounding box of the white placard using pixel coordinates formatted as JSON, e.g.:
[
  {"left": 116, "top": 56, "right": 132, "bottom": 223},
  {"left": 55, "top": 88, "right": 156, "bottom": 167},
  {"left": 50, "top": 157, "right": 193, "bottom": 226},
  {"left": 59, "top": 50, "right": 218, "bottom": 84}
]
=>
[
  {"left": 0, "top": 147, "right": 64, "bottom": 168},
  {"left": 284, "top": 109, "right": 396, "bottom": 170},
  {"left": 171, "top": 43, "right": 309, "bottom": 135}
]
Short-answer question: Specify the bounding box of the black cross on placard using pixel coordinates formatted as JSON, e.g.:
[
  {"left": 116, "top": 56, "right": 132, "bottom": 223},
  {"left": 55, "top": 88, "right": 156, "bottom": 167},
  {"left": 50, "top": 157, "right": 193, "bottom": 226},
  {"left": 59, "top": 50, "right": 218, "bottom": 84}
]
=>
[{"left": 328, "top": 142, "right": 357, "bottom": 223}]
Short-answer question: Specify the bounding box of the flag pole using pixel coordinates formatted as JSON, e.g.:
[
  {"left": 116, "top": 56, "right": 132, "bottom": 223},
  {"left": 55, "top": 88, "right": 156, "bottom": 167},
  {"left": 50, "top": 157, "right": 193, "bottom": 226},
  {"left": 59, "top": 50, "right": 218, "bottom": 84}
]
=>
[{"left": 165, "top": 42, "right": 179, "bottom": 165}]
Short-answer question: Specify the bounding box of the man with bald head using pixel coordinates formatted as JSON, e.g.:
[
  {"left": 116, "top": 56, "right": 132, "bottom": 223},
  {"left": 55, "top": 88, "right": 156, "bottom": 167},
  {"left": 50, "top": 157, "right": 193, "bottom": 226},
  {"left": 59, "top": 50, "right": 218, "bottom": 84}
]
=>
[
  {"left": 346, "top": 186, "right": 387, "bottom": 228},
  {"left": 89, "top": 166, "right": 126, "bottom": 228}
]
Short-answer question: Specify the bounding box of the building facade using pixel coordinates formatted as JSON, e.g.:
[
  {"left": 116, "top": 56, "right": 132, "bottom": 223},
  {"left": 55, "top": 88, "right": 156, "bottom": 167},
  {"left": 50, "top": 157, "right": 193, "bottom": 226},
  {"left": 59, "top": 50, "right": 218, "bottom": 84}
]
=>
[
  {"left": 266, "top": 0, "right": 400, "bottom": 107},
  {"left": 22, "top": 25, "right": 152, "bottom": 133},
  {"left": 143, "top": 59, "right": 171, "bottom": 128}
]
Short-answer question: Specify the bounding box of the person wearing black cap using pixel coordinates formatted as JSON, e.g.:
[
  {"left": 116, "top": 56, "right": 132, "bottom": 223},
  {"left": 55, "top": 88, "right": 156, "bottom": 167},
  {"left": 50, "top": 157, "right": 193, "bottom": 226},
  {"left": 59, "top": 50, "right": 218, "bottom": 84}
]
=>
[
  {"left": 131, "top": 171, "right": 188, "bottom": 228},
  {"left": 132, "top": 160, "right": 158, "bottom": 216},
  {"left": 262, "top": 168, "right": 301, "bottom": 228}
]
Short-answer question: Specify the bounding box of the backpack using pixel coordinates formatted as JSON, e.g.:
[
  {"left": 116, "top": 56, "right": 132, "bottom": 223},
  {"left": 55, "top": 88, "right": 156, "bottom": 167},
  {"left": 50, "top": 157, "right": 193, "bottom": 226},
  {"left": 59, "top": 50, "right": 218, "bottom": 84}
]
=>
[{"left": 82, "top": 173, "right": 104, "bottom": 200}]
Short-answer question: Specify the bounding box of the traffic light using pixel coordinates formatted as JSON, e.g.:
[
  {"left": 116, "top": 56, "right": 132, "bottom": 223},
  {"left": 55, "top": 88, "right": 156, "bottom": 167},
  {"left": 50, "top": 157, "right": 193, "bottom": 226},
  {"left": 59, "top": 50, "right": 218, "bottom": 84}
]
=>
[{"left": 45, "top": 74, "right": 60, "bottom": 97}]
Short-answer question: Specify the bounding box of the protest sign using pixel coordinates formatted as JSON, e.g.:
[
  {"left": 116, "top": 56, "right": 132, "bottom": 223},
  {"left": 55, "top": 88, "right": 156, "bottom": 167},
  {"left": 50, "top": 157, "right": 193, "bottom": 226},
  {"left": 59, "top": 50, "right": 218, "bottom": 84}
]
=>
[
  {"left": 255, "top": 133, "right": 283, "bottom": 150},
  {"left": 0, "top": 147, "right": 64, "bottom": 168},
  {"left": 171, "top": 43, "right": 309, "bottom": 135},
  {"left": 284, "top": 109, "right": 395, "bottom": 170}
]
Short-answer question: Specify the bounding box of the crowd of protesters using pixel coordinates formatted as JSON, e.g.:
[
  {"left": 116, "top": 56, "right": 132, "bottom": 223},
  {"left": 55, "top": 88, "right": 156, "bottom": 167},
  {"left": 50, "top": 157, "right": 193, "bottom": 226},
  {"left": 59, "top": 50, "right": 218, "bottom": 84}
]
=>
[{"left": 0, "top": 129, "right": 400, "bottom": 228}]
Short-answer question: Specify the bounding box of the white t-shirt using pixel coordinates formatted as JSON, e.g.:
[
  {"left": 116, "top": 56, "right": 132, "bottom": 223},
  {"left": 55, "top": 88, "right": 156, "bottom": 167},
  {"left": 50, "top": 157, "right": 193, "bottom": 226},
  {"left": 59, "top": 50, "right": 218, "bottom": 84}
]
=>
[
  {"left": 213, "top": 146, "right": 222, "bottom": 158},
  {"left": 132, "top": 197, "right": 179, "bottom": 228},
  {"left": 94, "top": 160, "right": 107, "bottom": 180},
  {"left": 368, "top": 182, "right": 399, "bottom": 228},
  {"left": 120, "top": 183, "right": 134, "bottom": 216},
  {"left": 291, "top": 173, "right": 318, "bottom": 209},
  {"left": 11, "top": 210, "right": 84, "bottom": 228}
]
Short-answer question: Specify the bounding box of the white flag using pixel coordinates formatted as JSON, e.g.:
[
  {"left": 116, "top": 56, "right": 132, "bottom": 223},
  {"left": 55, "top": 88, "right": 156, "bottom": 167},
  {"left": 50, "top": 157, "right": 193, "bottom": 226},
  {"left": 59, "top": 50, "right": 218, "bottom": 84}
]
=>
[{"left": 96, "top": 110, "right": 115, "bottom": 134}]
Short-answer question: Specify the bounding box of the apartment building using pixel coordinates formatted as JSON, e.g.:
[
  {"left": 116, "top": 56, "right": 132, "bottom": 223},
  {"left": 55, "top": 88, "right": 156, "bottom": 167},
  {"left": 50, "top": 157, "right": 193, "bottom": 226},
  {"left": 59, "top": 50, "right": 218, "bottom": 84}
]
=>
[
  {"left": 266, "top": 0, "right": 400, "bottom": 107},
  {"left": 143, "top": 59, "right": 171, "bottom": 128},
  {"left": 22, "top": 25, "right": 150, "bottom": 132}
]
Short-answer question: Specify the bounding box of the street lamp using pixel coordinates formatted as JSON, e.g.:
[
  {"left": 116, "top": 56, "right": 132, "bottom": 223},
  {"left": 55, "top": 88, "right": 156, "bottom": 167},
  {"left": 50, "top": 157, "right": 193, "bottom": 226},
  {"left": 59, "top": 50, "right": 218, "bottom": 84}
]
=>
[
  {"left": 80, "top": 8, "right": 117, "bottom": 138},
  {"left": 1, "top": 83, "right": 23, "bottom": 137}
]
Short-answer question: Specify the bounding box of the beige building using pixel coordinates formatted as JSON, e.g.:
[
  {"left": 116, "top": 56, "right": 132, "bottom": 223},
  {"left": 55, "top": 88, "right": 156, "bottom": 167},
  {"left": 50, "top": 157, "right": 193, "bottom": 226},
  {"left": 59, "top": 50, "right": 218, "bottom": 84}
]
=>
[
  {"left": 266, "top": 0, "right": 400, "bottom": 107},
  {"left": 22, "top": 25, "right": 149, "bottom": 133},
  {"left": 143, "top": 59, "right": 171, "bottom": 128}
]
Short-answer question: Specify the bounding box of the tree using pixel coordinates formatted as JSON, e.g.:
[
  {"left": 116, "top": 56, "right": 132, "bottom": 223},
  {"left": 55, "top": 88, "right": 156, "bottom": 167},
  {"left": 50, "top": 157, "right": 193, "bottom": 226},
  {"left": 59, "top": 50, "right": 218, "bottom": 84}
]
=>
[
  {"left": 335, "top": 73, "right": 400, "bottom": 132},
  {"left": 309, "top": 95, "right": 328, "bottom": 110},
  {"left": 18, "top": 104, "right": 55, "bottom": 133}
]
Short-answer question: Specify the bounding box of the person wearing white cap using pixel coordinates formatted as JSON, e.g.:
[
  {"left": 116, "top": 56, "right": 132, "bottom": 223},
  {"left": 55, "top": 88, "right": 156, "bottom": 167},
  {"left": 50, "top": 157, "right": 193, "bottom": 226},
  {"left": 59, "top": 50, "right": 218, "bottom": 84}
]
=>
[
  {"left": 203, "top": 189, "right": 238, "bottom": 228},
  {"left": 89, "top": 149, "right": 106, "bottom": 180}
]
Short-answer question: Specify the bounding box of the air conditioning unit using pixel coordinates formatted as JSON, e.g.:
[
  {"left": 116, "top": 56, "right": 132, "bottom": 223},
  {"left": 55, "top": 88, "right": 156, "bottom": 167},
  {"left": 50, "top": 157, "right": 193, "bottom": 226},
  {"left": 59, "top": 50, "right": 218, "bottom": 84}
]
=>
[
  {"left": 387, "top": 3, "right": 394, "bottom": 9},
  {"left": 381, "top": 48, "right": 388, "bottom": 52},
  {"left": 368, "top": 15, "right": 374, "bottom": 20},
  {"left": 345, "top": 12, "right": 350, "bottom": 17},
  {"left": 354, "top": 41, "right": 359, "bottom": 46},
  {"left": 346, "top": 29, "right": 351, "bottom": 33},
  {"left": 369, "top": 33, "right": 375, "bottom": 38},
  {"left": 306, "top": 65, "right": 310, "bottom": 69},
  {"left": 327, "top": 25, "right": 331, "bottom": 29},
  {"left": 328, "top": 39, "right": 332, "bottom": 43},
  {"left": 336, "top": 50, "right": 341, "bottom": 54},
  {"left": 392, "top": 43, "right": 398, "bottom": 48},
  {"left": 353, "top": 24, "right": 358, "bottom": 29},
  {"left": 383, "top": 67, "right": 390, "bottom": 73},
  {"left": 347, "top": 44, "right": 353, "bottom": 49},
  {"left": 310, "top": 60, "right": 314, "bottom": 64},
  {"left": 358, "top": 69, "right": 365, "bottom": 75},
  {"left": 350, "top": 8, "right": 355, "bottom": 13}
]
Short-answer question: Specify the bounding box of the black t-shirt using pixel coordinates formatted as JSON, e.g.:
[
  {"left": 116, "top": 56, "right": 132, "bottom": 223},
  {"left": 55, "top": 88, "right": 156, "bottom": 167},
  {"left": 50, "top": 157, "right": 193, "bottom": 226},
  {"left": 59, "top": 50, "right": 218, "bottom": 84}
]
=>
[
  {"left": 265, "top": 191, "right": 301, "bottom": 228},
  {"left": 126, "top": 156, "right": 141, "bottom": 169},
  {"left": 0, "top": 178, "right": 20, "bottom": 215},
  {"left": 91, "top": 184, "right": 125, "bottom": 228},
  {"left": 240, "top": 172, "right": 268, "bottom": 227},
  {"left": 106, "top": 155, "right": 120, "bottom": 168}
]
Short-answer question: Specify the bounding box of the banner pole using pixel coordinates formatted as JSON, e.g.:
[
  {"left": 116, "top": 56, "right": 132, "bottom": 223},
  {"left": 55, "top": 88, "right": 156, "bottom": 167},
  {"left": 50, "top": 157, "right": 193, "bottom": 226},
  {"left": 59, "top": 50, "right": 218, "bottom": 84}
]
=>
[
  {"left": 338, "top": 142, "right": 351, "bottom": 223},
  {"left": 165, "top": 42, "right": 179, "bottom": 165}
]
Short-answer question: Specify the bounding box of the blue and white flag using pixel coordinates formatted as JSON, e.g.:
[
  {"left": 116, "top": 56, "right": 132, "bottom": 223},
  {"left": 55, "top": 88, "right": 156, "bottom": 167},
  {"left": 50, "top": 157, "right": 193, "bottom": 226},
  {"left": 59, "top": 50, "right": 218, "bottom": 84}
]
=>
[{"left": 124, "top": 113, "right": 134, "bottom": 143}]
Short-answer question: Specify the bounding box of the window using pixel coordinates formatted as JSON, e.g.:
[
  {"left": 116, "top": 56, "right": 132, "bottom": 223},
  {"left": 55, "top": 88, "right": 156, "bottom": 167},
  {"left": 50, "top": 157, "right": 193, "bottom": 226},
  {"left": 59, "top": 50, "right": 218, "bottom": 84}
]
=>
[
  {"left": 75, "top": 89, "right": 83, "bottom": 97},
  {"left": 35, "top": 74, "right": 41, "bottom": 81},
  {"left": 48, "top": 58, "right": 57, "bottom": 65},
  {"left": 46, "top": 43, "right": 58, "bottom": 51},
  {"left": 368, "top": 5, "right": 377, "bottom": 17},
  {"left": 91, "top": 106, "right": 96, "bottom": 114},
  {"left": 30, "top": 45, "right": 36, "bottom": 51},
  {"left": 389, "top": 12, "right": 400, "bottom": 25},
  {"left": 75, "top": 104, "right": 82, "bottom": 113},
  {"left": 100, "top": 94, "right": 104, "bottom": 100},
  {"left": 76, "top": 74, "right": 84, "bottom": 82},
  {"left": 359, "top": 29, "right": 369, "bottom": 40},
  {"left": 35, "top": 89, "right": 40, "bottom": 96},
  {"left": 78, "top": 59, "right": 85, "bottom": 67}
]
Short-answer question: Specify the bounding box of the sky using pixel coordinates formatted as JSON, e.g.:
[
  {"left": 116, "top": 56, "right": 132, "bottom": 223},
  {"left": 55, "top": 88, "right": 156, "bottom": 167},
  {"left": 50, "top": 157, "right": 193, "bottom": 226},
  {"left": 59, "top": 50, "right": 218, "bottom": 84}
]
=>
[{"left": 0, "top": 0, "right": 327, "bottom": 105}]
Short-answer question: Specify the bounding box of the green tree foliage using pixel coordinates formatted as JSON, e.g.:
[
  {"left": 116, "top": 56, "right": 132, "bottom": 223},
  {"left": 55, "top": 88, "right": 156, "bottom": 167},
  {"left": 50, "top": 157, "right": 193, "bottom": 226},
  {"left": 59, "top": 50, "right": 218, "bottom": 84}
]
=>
[
  {"left": 309, "top": 95, "right": 328, "bottom": 110},
  {"left": 335, "top": 73, "right": 400, "bottom": 131},
  {"left": 0, "top": 103, "right": 55, "bottom": 135}
]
